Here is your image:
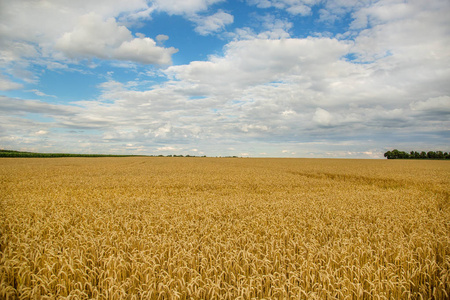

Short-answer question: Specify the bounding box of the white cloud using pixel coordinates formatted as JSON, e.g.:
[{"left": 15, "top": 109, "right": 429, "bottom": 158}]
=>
[
  {"left": 157, "top": 146, "right": 178, "bottom": 151},
  {"left": 55, "top": 13, "right": 132, "bottom": 59},
  {"left": 98, "top": 80, "right": 125, "bottom": 93},
  {"left": 114, "top": 38, "right": 178, "bottom": 65},
  {"left": 258, "top": 15, "right": 293, "bottom": 39},
  {"left": 192, "top": 10, "right": 234, "bottom": 35},
  {"left": 246, "top": 0, "right": 318, "bottom": 15},
  {"left": 0, "top": 96, "right": 79, "bottom": 116},
  {"left": 228, "top": 16, "right": 293, "bottom": 40},
  {"left": 166, "top": 37, "right": 350, "bottom": 93},
  {"left": 35, "top": 130, "right": 48, "bottom": 136},
  {"left": 318, "top": 0, "right": 366, "bottom": 24},
  {"left": 27, "top": 89, "right": 56, "bottom": 98},
  {"left": 153, "top": 0, "right": 225, "bottom": 15},
  {"left": 350, "top": 1, "right": 421, "bottom": 30},
  {"left": 0, "top": 0, "right": 151, "bottom": 44},
  {"left": 312, "top": 108, "right": 333, "bottom": 127},
  {"left": 410, "top": 96, "right": 450, "bottom": 115},
  {"left": 286, "top": 4, "right": 311, "bottom": 16},
  {"left": 156, "top": 34, "right": 170, "bottom": 43},
  {"left": 0, "top": 74, "right": 23, "bottom": 91},
  {"left": 282, "top": 109, "right": 296, "bottom": 116},
  {"left": 154, "top": 123, "right": 172, "bottom": 138},
  {"left": 55, "top": 13, "right": 177, "bottom": 64}
]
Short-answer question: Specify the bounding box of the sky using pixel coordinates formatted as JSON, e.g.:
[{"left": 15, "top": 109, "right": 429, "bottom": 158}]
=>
[{"left": 0, "top": 0, "right": 449, "bottom": 158}]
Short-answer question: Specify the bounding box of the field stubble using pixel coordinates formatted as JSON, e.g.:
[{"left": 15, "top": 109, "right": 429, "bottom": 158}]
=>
[{"left": 0, "top": 157, "right": 449, "bottom": 299}]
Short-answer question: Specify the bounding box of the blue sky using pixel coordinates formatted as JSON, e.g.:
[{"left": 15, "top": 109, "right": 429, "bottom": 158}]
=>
[{"left": 0, "top": 0, "right": 449, "bottom": 158}]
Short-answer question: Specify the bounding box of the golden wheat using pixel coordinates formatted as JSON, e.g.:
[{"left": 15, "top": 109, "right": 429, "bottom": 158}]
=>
[{"left": 1, "top": 157, "right": 449, "bottom": 299}]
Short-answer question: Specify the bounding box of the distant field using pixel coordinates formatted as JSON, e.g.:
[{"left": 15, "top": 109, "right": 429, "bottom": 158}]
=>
[{"left": 1, "top": 158, "right": 449, "bottom": 299}]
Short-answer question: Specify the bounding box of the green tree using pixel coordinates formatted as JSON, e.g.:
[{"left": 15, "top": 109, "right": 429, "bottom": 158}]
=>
[
  {"left": 384, "top": 149, "right": 449, "bottom": 159},
  {"left": 427, "top": 151, "right": 436, "bottom": 159},
  {"left": 384, "top": 151, "right": 392, "bottom": 159},
  {"left": 392, "top": 149, "right": 400, "bottom": 159}
]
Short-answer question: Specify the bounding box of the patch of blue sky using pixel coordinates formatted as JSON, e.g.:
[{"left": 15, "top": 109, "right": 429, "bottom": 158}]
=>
[
  {"left": 1, "top": 90, "right": 30, "bottom": 102},
  {"left": 189, "top": 96, "right": 207, "bottom": 100},
  {"left": 220, "top": 1, "right": 254, "bottom": 29},
  {"left": 32, "top": 66, "right": 103, "bottom": 103},
  {"left": 342, "top": 53, "right": 372, "bottom": 64},
  {"left": 137, "top": 13, "right": 226, "bottom": 65},
  {"left": 33, "top": 59, "right": 168, "bottom": 103}
]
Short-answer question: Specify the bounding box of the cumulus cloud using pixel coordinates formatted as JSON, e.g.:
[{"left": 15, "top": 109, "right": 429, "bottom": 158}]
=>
[
  {"left": 166, "top": 37, "right": 350, "bottom": 93},
  {"left": 191, "top": 10, "right": 234, "bottom": 35},
  {"left": 156, "top": 34, "right": 169, "bottom": 44},
  {"left": 286, "top": 4, "right": 311, "bottom": 15},
  {"left": 55, "top": 13, "right": 132, "bottom": 59},
  {"left": 247, "top": 0, "right": 317, "bottom": 16},
  {"left": 55, "top": 13, "right": 177, "bottom": 64},
  {"left": 152, "top": 0, "right": 225, "bottom": 15},
  {"left": 114, "top": 38, "right": 178, "bottom": 65},
  {"left": 0, "top": 0, "right": 152, "bottom": 44},
  {"left": 313, "top": 108, "right": 333, "bottom": 127},
  {"left": 228, "top": 16, "right": 292, "bottom": 40},
  {"left": 349, "top": 1, "right": 423, "bottom": 30}
]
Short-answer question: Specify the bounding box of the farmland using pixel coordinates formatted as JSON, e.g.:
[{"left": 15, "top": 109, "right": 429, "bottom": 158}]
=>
[{"left": 1, "top": 157, "right": 449, "bottom": 299}]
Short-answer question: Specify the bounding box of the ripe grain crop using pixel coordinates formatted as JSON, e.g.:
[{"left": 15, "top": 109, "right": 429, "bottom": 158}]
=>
[{"left": 1, "top": 157, "right": 449, "bottom": 299}]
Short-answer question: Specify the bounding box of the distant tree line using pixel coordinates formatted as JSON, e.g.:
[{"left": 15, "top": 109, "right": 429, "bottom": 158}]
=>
[
  {"left": 384, "top": 149, "right": 450, "bottom": 159},
  {"left": 0, "top": 150, "right": 213, "bottom": 158},
  {"left": 0, "top": 149, "right": 142, "bottom": 158}
]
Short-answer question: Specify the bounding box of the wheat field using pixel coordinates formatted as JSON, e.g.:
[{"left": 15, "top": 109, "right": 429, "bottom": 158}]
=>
[{"left": 1, "top": 157, "right": 449, "bottom": 299}]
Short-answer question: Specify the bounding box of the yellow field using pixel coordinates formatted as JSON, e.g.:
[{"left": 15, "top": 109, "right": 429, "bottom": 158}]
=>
[{"left": 1, "top": 157, "right": 449, "bottom": 299}]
